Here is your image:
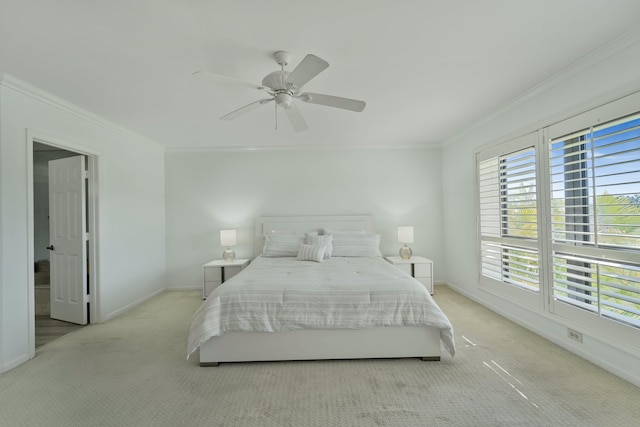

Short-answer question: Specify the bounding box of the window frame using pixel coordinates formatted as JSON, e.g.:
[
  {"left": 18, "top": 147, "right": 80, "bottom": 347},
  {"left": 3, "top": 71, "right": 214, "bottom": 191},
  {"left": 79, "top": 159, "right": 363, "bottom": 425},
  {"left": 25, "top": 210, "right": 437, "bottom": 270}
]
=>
[
  {"left": 476, "top": 90, "right": 640, "bottom": 347},
  {"left": 545, "top": 95, "right": 640, "bottom": 341},
  {"left": 476, "top": 131, "right": 544, "bottom": 310}
]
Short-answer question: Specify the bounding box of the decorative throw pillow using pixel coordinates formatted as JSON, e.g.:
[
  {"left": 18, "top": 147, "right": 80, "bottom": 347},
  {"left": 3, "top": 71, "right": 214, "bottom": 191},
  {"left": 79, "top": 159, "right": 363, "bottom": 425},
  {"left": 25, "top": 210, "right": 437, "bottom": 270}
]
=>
[
  {"left": 305, "top": 233, "right": 333, "bottom": 258},
  {"left": 262, "top": 233, "right": 304, "bottom": 257},
  {"left": 331, "top": 234, "right": 382, "bottom": 257},
  {"left": 297, "top": 244, "right": 326, "bottom": 262}
]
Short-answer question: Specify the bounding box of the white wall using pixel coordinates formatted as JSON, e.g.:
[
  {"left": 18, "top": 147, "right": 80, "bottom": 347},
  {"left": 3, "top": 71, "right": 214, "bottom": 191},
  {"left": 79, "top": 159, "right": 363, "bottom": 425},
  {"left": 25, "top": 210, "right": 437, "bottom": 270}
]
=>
[
  {"left": 441, "top": 27, "right": 640, "bottom": 386},
  {"left": 165, "top": 147, "right": 442, "bottom": 288},
  {"left": 0, "top": 75, "right": 167, "bottom": 372}
]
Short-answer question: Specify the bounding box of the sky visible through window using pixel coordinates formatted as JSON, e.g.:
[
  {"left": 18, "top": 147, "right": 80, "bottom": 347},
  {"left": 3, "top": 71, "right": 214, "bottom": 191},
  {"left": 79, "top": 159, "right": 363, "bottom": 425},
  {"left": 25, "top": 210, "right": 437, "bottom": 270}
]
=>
[
  {"left": 592, "top": 117, "right": 640, "bottom": 197},
  {"left": 550, "top": 116, "right": 640, "bottom": 199}
]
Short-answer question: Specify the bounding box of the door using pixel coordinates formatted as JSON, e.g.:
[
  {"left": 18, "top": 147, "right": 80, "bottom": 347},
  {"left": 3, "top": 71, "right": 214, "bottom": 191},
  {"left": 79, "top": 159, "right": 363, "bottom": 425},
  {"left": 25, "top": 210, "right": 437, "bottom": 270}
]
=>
[{"left": 48, "top": 156, "right": 88, "bottom": 325}]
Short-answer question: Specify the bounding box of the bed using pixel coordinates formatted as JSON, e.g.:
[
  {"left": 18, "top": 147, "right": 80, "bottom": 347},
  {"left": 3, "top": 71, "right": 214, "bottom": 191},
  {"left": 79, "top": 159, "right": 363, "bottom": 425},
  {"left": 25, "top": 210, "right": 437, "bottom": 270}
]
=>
[{"left": 188, "top": 215, "right": 455, "bottom": 366}]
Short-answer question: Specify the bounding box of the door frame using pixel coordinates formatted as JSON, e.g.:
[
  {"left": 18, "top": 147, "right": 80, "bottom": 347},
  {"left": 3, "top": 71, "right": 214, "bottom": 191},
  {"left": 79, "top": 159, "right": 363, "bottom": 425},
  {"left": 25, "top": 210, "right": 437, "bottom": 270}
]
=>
[{"left": 26, "top": 130, "right": 100, "bottom": 358}]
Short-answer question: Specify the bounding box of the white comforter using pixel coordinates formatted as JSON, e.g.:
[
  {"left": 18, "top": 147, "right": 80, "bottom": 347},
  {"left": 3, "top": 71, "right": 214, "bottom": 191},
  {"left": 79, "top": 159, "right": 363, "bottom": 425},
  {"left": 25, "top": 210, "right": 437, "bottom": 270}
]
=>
[{"left": 187, "top": 256, "right": 455, "bottom": 358}]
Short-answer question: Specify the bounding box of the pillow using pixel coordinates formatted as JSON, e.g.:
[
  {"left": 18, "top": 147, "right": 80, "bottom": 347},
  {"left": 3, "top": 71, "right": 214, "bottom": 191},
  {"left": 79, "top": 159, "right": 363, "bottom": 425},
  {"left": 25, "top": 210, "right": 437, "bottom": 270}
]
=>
[
  {"left": 297, "top": 244, "right": 326, "bottom": 262},
  {"left": 262, "top": 233, "right": 304, "bottom": 257},
  {"left": 305, "top": 233, "right": 333, "bottom": 258},
  {"left": 331, "top": 234, "right": 382, "bottom": 257},
  {"left": 322, "top": 228, "right": 366, "bottom": 235}
]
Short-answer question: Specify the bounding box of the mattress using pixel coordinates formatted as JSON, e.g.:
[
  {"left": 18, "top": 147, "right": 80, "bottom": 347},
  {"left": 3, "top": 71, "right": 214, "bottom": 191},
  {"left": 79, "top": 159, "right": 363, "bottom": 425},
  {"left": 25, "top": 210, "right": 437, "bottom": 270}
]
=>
[{"left": 188, "top": 256, "right": 455, "bottom": 358}]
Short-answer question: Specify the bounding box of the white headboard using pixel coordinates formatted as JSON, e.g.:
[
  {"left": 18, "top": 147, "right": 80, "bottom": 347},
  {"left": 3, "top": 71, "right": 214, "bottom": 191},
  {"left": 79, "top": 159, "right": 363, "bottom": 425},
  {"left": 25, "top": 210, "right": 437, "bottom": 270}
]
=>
[{"left": 254, "top": 215, "right": 376, "bottom": 258}]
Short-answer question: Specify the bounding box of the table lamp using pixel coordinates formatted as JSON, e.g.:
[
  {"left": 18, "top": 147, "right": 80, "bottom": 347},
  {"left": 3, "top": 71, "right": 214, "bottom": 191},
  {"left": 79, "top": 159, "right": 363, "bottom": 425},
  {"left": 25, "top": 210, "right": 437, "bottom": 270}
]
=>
[
  {"left": 220, "top": 229, "right": 237, "bottom": 262},
  {"left": 397, "top": 226, "right": 414, "bottom": 260}
]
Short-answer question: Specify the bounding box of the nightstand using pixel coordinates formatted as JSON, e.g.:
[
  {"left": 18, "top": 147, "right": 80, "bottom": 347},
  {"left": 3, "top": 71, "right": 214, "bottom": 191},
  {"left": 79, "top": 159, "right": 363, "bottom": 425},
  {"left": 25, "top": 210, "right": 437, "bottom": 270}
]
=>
[
  {"left": 385, "top": 256, "right": 434, "bottom": 294},
  {"left": 202, "top": 259, "right": 250, "bottom": 298}
]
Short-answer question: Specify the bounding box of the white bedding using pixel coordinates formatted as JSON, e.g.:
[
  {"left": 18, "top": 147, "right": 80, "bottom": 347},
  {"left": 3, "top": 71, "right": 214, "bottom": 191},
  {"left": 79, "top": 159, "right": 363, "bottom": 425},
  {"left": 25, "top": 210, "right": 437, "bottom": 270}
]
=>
[{"left": 187, "top": 256, "right": 456, "bottom": 359}]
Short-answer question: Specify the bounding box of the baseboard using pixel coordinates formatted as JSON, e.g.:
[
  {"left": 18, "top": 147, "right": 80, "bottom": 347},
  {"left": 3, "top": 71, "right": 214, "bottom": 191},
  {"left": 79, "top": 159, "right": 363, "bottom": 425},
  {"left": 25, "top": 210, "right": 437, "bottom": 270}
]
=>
[
  {"left": 101, "top": 288, "right": 166, "bottom": 322},
  {"left": 166, "top": 285, "right": 201, "bottom": 291},
  {"left": 443, "top": 282, "right": 640, "bottom": 388},
  {"left": 0, "top": 354, "right": 31, "bottom": 374}
]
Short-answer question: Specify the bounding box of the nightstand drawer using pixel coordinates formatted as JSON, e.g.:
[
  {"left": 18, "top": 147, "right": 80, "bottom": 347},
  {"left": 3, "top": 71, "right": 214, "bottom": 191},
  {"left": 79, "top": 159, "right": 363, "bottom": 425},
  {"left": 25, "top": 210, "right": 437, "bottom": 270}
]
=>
[
  {"left": 223, "top": 265, "right": 243, "bottom": 281},
  {"left": 414, "top": 263, "right": 431, "bottom": 278},
  {"left": 415, "top": 277, "right": 432, "bottom": 290},
  {"left": 204, "top": 281, "right": 222, "bottom": 297},
  {"left": 384, "top": 256, "right": 434, "bottom": 295},
  {"left": 395, "top": 263, "right": 413, "bottom": 275},
  {"left": 202, "top": 259, "right": 250, "bottom": 299},
  {"left": 204, "top": 267, "right": 222, "bottom": 282}
]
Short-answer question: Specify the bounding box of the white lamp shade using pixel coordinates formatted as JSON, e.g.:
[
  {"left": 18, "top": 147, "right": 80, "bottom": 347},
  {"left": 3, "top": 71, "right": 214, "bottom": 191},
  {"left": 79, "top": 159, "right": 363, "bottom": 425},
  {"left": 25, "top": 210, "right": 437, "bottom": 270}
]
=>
[
  {"left": 220, "top": 229, "right": 237, "bottom": 247},
  {"left": 397, "top": 226, "right": 414, "bottom": 244}
]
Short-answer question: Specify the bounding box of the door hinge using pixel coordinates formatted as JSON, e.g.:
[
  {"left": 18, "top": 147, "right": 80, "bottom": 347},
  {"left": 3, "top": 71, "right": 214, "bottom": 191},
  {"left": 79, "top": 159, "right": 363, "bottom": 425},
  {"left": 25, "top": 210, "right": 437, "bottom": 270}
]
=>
[
  {"left": 85, "top": 232, "right": 90, "bottom": 241},
  {"left": 83, "top": 170, "right": 89, "bottom": 179}
]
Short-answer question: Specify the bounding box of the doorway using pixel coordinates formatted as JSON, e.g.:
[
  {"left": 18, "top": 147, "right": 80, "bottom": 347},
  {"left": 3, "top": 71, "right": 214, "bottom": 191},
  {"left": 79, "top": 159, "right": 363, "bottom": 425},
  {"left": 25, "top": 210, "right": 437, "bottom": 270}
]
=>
[{"left": 29, "top": 137, "right": 98, "bottom": 352}]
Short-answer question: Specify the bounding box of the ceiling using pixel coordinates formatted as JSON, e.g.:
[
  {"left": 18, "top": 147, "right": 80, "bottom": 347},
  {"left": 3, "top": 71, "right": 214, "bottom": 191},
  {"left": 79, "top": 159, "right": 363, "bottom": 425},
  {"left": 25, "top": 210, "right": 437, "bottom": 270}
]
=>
[{"left": 2, "top": 1, "right": 640, "bottom": 151}]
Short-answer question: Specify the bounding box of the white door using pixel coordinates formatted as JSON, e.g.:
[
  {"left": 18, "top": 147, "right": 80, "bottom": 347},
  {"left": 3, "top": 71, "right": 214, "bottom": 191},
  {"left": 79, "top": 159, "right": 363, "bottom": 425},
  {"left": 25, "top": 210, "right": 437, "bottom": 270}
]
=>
[{"left": 48, "top": 156, "right": 88, "bottom": 325}]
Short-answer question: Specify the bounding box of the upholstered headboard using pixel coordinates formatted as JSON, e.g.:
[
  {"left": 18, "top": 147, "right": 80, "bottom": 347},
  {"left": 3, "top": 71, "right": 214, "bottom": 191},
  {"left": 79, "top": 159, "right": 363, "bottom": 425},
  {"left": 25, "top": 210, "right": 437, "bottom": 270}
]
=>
[{"left": 254, "top": 215, "right": 376, "bottom": 258}]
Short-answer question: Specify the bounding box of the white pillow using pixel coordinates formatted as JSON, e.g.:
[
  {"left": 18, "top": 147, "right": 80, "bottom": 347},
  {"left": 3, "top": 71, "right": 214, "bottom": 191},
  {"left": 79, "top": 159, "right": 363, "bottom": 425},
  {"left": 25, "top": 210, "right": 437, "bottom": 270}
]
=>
[
  {"left": 332, "top": 234, "right": 382, "bottom": 257},
  {"left": 323, "top": 228, "right": 366, "bottom": 235},
  {"left": 305, "top": 233, "right": 333, "bottom": 258},
  {"left": 262, "top": 233, "right": 304, "bottom": 257},
  {"left": 297, "top": 244, "right": 326, "bottom": 262}
]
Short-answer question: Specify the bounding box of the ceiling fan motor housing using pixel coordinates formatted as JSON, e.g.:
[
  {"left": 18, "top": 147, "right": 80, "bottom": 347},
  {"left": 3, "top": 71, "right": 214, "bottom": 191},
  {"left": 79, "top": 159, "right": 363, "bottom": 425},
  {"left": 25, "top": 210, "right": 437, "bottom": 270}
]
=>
[{"left": 262, "top": 71, "right": 290, "bottom": 91}]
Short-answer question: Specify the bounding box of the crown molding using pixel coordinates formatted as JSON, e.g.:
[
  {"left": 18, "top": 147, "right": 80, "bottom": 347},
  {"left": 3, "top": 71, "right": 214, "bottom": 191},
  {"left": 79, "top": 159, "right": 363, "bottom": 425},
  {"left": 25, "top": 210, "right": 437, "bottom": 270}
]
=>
[
  {"left": 0, "top": 73, "right": 163, "bottom": 149},
  {"left": 440, "top": 25, "right": 640, "bottom": 147},
  {"left": 165, "top": 142, "right": 441, "bottom": 154}
]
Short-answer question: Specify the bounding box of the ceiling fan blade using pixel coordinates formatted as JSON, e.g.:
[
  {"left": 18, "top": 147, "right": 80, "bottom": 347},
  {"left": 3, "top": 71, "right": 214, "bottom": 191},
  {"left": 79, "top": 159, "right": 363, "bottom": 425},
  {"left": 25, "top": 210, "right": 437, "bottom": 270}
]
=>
[
  {"left": 220, "top": 98, "right": 273, "bottom": 121},
  {"left": 285, "top": 54, "right": 329, "bottom": 90},
  {"left": 284, "top": 104, "right": 308, "bottom": 132},
  {"left": 193, "top": 71, "right": 268, "bottom": 92},
  {"left": 299, "top": 92, "right": 366, "bottom": 112}
]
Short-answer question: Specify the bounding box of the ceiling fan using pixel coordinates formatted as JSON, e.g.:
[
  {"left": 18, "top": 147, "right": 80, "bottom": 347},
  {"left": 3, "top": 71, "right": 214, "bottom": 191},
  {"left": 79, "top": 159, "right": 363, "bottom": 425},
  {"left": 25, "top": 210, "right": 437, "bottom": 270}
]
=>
[{"left": 193, "top": 51, "right": 366, "bottom": 132}]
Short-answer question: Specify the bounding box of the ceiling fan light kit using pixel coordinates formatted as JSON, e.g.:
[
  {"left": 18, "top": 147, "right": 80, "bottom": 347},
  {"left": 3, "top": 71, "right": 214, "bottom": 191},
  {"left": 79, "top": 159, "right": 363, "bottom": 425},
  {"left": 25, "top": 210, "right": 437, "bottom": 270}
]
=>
[
  {"left": 195, "top": 50, "right": 366, "bottom": 131},
  {"left": 275, "top": 93, "right": 293, "bottom": 109}
]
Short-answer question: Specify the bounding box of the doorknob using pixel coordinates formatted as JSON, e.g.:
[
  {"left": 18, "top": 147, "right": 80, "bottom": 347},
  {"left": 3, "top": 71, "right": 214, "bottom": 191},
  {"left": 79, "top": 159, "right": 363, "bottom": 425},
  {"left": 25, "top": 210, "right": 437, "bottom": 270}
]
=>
[{"left": 46, "top": 245, "right": 55, "bottom": 251}]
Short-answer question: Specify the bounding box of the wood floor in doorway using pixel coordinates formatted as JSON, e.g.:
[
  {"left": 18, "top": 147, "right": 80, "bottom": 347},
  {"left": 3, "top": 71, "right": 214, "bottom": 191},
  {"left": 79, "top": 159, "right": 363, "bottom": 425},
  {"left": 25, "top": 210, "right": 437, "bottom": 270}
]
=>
[{"left": 35, "top": 316, "right": 84, "bottom": 348}]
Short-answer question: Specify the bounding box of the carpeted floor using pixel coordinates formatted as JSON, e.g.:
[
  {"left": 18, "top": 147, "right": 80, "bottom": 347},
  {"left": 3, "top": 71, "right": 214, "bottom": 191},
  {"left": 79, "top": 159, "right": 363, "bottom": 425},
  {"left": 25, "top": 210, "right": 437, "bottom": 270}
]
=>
[{"left": 0, "top": 286, "right": 638, "bottom": 426}]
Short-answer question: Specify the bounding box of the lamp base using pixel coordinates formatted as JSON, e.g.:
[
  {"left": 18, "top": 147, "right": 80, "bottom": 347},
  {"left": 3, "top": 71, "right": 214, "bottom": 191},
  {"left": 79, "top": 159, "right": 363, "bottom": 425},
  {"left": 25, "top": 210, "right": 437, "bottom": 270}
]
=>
[
  {"left": 222, "top": 248, "right": 236, "bottom": 262},
  {"left": 399, "top": 245, "right": 413, "bottom": 260}
]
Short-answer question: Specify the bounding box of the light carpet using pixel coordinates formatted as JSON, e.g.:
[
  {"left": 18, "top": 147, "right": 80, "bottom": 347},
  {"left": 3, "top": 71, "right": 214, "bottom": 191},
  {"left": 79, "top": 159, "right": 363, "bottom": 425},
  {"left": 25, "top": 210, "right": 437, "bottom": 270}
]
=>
[{"left": 0, "top": 286, "right": 638, "bottom": 426}]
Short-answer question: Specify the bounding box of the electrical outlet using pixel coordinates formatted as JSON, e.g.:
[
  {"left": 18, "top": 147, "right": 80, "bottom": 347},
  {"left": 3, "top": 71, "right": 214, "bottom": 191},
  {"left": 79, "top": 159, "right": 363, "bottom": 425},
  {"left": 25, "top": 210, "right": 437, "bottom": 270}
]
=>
[{"left": 567, "top": 328, "right": 583, "bottom": 343}]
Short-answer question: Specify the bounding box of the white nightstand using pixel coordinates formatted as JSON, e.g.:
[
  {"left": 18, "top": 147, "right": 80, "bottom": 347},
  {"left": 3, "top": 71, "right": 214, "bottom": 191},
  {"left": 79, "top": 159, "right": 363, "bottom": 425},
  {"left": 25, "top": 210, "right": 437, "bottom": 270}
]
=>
[
  {"left": 202, "top": 259, "right": 250, "bottom": 298},
  {"left": 385, "top": 256, "right": 434, "bottom": 294}
]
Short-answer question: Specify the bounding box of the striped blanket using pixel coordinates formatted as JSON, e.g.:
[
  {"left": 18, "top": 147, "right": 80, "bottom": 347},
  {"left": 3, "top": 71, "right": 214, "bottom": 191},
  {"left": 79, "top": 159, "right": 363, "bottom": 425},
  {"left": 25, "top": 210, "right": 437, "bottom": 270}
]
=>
[{"left": 188, "top": 256, "right": 455, "bottom": 358}]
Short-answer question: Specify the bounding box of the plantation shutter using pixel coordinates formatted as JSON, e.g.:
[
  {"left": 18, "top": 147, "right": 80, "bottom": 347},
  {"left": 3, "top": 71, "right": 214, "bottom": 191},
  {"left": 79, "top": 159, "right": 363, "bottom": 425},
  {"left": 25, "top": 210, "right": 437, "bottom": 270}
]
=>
[
  {"left": 478, "top": 140, "right": 540, "bottom": 292},
  {"left": 549, "top": 112, "right": 640, "bottom": 328}
]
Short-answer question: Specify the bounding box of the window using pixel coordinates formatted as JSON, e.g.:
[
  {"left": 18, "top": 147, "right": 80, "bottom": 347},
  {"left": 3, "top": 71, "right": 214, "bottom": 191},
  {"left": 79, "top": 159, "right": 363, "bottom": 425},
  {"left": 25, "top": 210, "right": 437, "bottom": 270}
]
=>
[
  {"left": 476, "top": 92, "right": 640, "bottom": 340},
  {"left": 479, "top": 143, "right": 540, "bottom": 292},
  {"left": 550, "top": 113, "right": 640, "bottom": 328}
]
